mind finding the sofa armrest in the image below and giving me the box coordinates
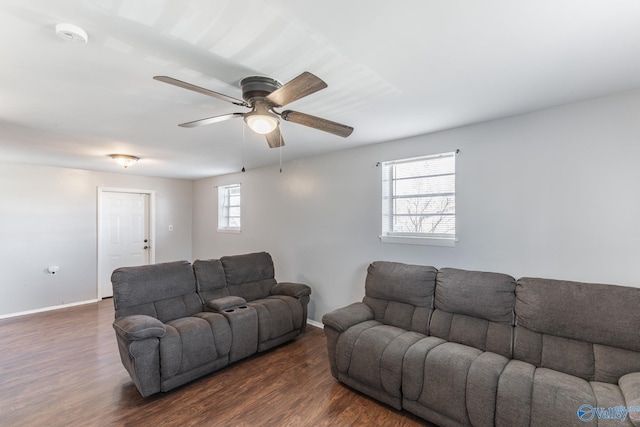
[271,282,311,298]
[620,372,640,427]
[113,315,166,341]
[205,296,247,311]
[322,302,374,332]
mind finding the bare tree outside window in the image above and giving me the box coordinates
[401,196,454,234]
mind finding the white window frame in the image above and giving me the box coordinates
[217,184,241,233]
[380,152,456,246]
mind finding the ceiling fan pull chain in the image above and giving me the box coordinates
[279,132,283,173]
[241,121,246,173]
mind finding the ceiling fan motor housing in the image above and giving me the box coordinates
[240,76,282,104]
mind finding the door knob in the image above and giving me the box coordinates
[144,239,148,243]
[143,246,149,250]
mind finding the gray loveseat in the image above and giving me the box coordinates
[322,261,640,427]
[112,252,311,397]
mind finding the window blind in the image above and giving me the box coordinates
[382,152,456,239]
[218,184,241,231]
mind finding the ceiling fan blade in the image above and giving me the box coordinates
[154,76,248,107]
[281,110,354,138]
[266,72,327,107]
[265,127,285,148]
[179,112,244,128]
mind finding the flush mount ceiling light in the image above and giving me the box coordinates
[111,154,139,168]
[55,23,88,44]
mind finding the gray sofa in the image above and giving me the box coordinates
[111,252,311,397]
[322,261,640,427]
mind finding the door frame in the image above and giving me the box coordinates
[97,187,156,299]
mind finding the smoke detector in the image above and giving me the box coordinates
[55,23,88,44]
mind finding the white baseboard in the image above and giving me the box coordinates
[0,299,100,320]
[307,318,323,329]
[1,302,327,329]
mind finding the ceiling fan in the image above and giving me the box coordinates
[153,72,354,148]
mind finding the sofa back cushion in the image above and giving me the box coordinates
[112,261,202,323]
[362,261,437,335]
[193,259,229,301]
[220,252,276,301]
[430,268,516,358]
[515,277,640,383]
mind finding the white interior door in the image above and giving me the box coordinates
[98,190,152,298]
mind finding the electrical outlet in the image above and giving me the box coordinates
[168,224,174,231]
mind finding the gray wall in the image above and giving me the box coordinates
[4,90,639,320]
[0,163,192,316]
[192,90,640,322]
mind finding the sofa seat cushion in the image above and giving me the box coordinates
[531,368,598,427]
[336,322,425,399]
[160,312,231,380]
[620,373,640,427]
[589,382,636,426]
[403,339,509,426]
[248,295,304,345]
[532,369,637,427]
[497,362,635,427]
[495,359,536,427]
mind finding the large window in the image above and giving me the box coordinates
[218,184,241,232]
[381,152,456,245]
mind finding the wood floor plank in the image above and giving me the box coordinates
[0,300,432,426]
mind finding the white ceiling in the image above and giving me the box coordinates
[2,0,640,179]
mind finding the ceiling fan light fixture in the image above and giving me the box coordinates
[244,111,279,135]
[111,154,139,168]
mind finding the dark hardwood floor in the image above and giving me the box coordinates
[0,300,431,426]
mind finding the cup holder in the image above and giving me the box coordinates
[223,305,249,314]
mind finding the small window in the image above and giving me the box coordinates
[381,152,456,246]
[218,184,241,232]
